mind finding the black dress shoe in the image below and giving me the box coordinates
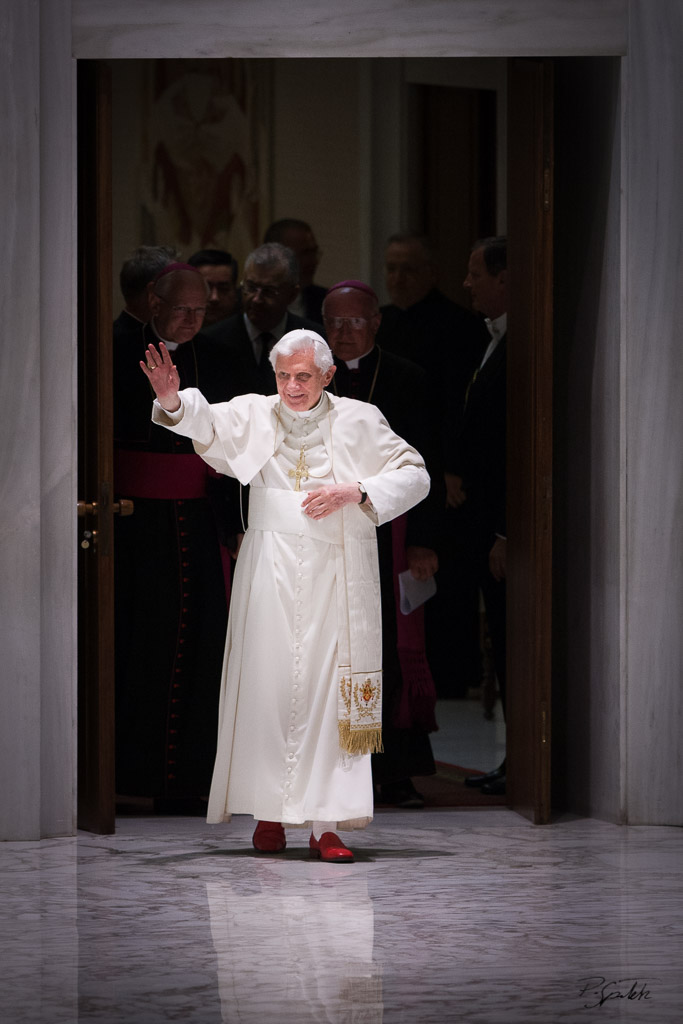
[464,762,506,788]
[481,776,506,796]
[378,779,425,809]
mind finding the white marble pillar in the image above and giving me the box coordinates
[623,0,683,824]
[0,0,77,840]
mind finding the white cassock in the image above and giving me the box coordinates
[153,387,430,830]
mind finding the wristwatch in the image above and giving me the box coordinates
[357,482,368,505]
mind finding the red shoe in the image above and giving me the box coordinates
[252,820,286,852]
[309,831,354,863]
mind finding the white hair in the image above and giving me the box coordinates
[269,329,334,373]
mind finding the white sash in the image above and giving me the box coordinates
[247,487,383,755]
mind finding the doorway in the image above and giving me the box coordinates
[78,54,557,831]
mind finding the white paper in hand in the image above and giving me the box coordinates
[398,569,437,615]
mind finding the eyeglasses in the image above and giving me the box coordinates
[323,316,370,330]
[155,295,207,318]
[241,279,289,301]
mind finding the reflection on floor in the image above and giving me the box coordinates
[3,808,682,1022]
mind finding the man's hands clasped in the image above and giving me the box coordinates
[302,483,365,521]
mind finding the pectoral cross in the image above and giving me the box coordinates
[288,444,310,492]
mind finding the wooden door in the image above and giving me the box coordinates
[77,61,116,834]
[506,58,554,824]
[419,84,497,307]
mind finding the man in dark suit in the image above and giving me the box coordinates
[448,236,508,796]
[187,248,241,326]
[201,242,324,398]
[323,279,444,808]
[375,232,487,412]
[376,233,489,699]
[263,219,327,325]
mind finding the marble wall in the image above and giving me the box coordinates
[624,0,683,825]
[0,0,42,841]
[2,0,681,839]
[0,0,76,840]
[552,57,625,822]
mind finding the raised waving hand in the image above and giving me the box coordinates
[140,342,181,412]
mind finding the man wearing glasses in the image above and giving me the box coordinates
[200,242,324,399]
[113,263,236,815]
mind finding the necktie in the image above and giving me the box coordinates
[258,332,274,371]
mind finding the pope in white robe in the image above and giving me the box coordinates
[142,329,430,861]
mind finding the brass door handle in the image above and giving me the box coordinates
[113,499,134,517]
[77,499,135,517]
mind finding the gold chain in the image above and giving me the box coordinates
[332,346,382,404]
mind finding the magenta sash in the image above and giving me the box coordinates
[115,449,232,605]
[391,513,438,732]
[114,450,212,499]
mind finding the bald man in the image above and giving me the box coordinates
[324,280,445,808]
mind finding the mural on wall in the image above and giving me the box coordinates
[139,58,268,266]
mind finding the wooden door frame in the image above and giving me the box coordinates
[506,58,554,823]
[76,54,555,830]
[77,60,116,834]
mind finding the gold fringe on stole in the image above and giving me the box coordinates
[338,721,384,756]
[338,671,383,755]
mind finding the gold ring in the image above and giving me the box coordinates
[147,363,155,370]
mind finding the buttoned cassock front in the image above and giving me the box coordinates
[153,388,430,830]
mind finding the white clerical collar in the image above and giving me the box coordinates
[295,391,326,418]
[151,318,179,351]
[343,345,375,370]
[244,313,289,343]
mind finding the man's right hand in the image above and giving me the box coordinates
[140,342,181,412]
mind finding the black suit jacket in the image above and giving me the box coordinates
[113,309,145,343]
[376,289,488,407]
[200,311,325,399]
[447,335,506,543]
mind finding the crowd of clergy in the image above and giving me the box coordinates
[112,221,508,860]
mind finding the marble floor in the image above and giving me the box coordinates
[2,702,681,1023]
[430,696,506,773]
